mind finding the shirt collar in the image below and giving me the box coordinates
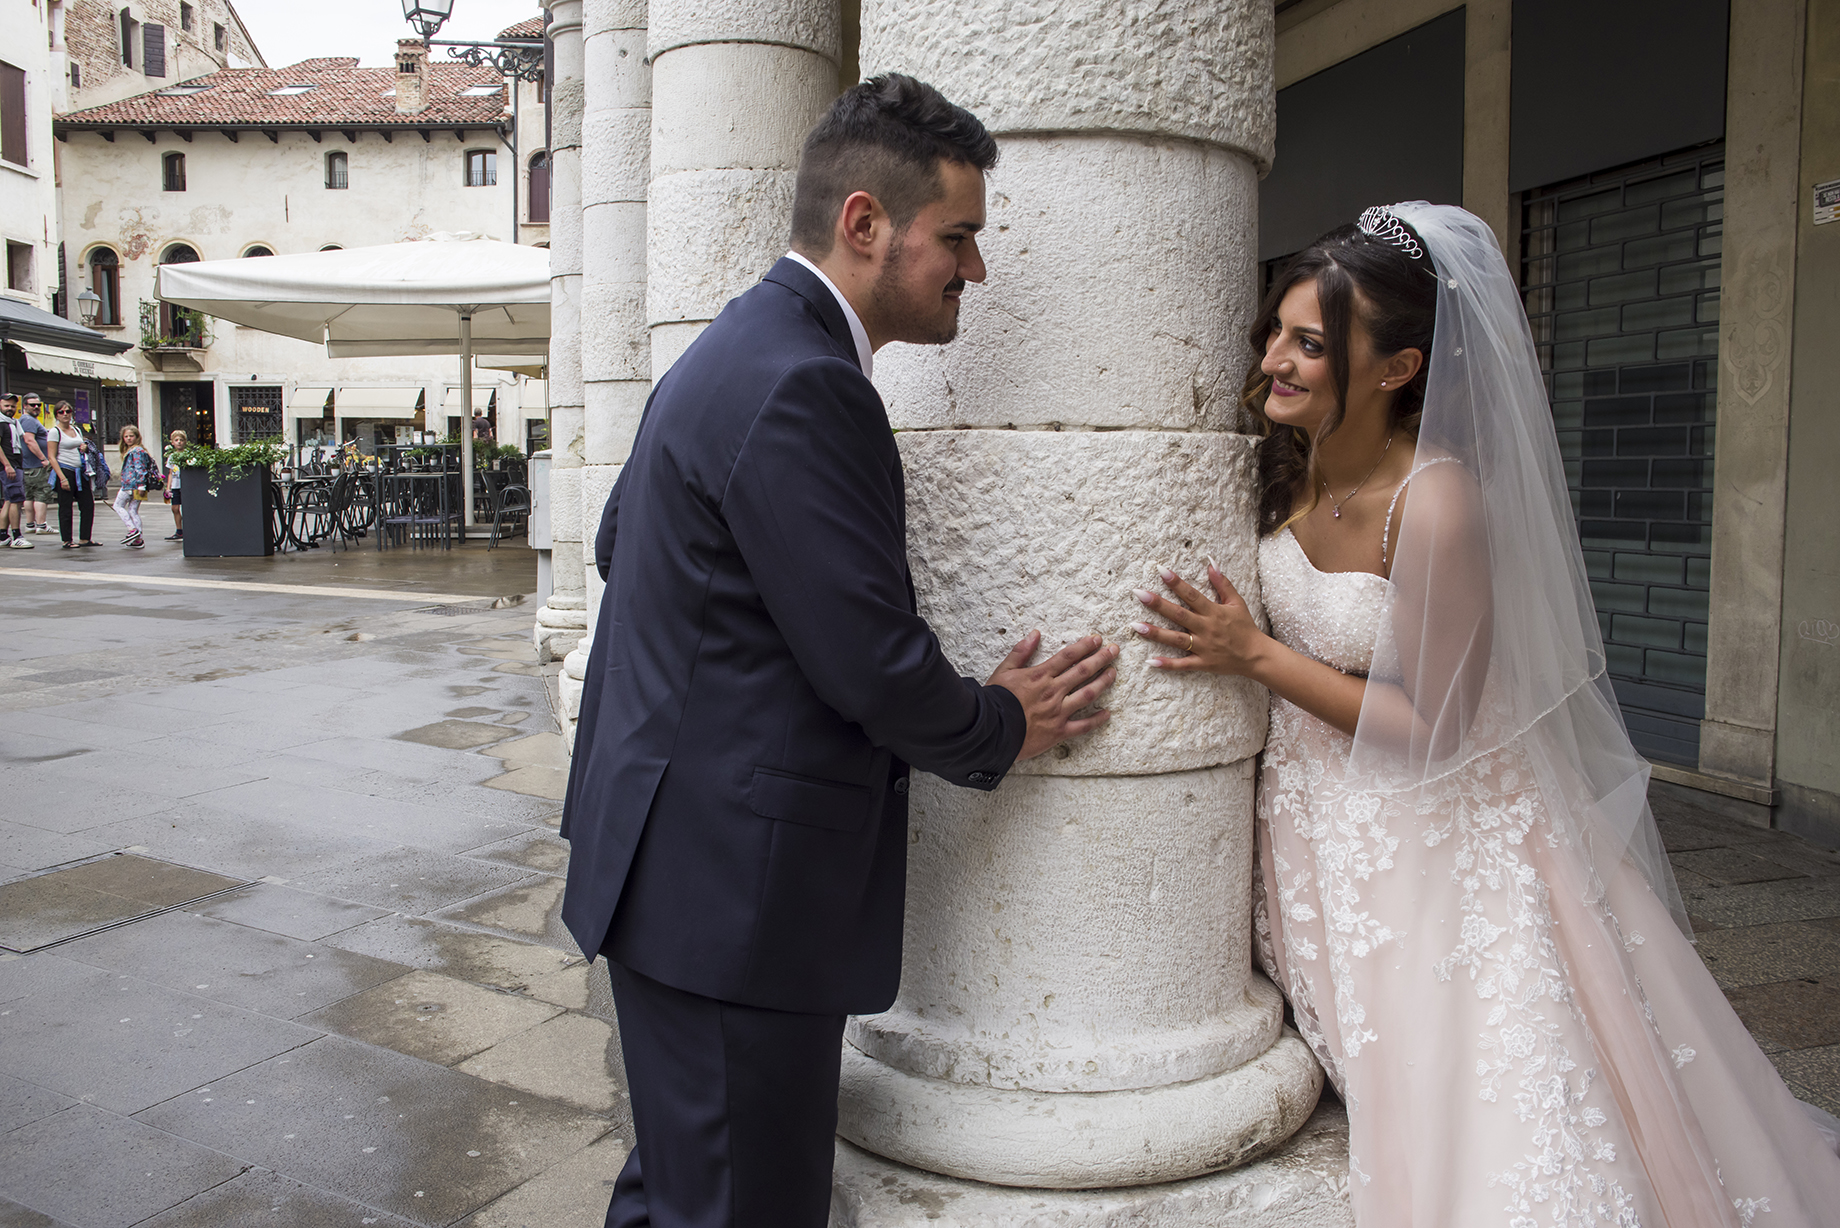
[785,250,873,380]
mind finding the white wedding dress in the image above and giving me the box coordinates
[1252,518,1840,1227]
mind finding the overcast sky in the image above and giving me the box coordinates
[234,0,545,68]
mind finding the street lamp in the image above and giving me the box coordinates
[400,0,455,40]
[76,287,101,327]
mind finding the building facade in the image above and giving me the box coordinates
[61,0,264,111]
[2,0,68,320]
[51,37,548,456]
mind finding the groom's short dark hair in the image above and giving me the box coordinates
[790,74,998,255]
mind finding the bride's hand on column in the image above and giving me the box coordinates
[1131,564,1266,676]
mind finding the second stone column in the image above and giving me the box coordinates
[834,0,1332,1212]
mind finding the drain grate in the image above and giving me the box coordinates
[416,595,527,617]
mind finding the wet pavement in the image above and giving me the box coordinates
[0,501,1835,1225]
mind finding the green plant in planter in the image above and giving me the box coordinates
[170,438,285,496]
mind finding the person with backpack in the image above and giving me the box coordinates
[111,425,155,549]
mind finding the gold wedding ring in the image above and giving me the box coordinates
[1186,633,1195,654]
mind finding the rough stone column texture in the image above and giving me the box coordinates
[560,0,653,736]
[535,0,590,676]
[644,0,840,378]
[834,1,1342,1217]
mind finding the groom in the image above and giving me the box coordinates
[561,75,1120,1227]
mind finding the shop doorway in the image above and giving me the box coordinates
[1520,143,1724,765]
[159,381,216,447]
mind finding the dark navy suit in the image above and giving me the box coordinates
[561,257,1026,1226]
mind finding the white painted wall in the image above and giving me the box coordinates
[59,124,520,454]
[1,0,66,316]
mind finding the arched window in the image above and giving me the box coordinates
[325,150,348,190]
[527,151,550,223]
[242,245,274,257]
[318,244,343,252]
[156,245,201,344]
[162,151,185,191]
[88,247,120,326]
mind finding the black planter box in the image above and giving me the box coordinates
[180,466,275,558]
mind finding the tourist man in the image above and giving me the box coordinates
[561,75,1119,1227]
[12,395,53,536]
[0,396,32,547]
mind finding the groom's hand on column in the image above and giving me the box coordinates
[987,632,1119,762]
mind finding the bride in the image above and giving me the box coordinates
[1132,202,1840,1225]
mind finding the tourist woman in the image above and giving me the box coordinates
[1135,203,1840,1224]
[163,429,186,541]
[45,403,97,548]
[111,425,155,549]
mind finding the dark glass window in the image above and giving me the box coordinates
[179,3,193,32]
[213,22,225,52]
[242,245,274,257]
[162,151,186,191]
[1522,143,1723,765]
[89,247,121,325]
[326,150,348,189]
[232,385,285,442]
[527,151,549,222]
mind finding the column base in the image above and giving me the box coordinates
[534,603,588,663]
[838,1030,1322,1190]
[829,1099,1352,1227]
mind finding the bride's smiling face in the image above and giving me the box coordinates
[1259,278,1404,435]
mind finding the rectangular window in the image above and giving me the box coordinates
[144,24,166,78]
[1521,143,1723,766]
[162,151,186,191]
[325,151,348,189]
[6,242,32,292]
[232,385,285,442]
[0,61,25,167]
[213,22,225,52]
[101,387,138,444]
[465,149,497,187]
[121,10,136,68]
[179,3,193,32]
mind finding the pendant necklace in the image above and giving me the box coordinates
[1321,432,1394,519]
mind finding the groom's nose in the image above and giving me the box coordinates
[960,237,986,284]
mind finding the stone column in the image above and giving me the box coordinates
[832,2,1338,1219]
[645,0,839,377]
[559,0,653,739]
[534,0,590,677]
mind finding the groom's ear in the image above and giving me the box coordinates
[838,189,890,263]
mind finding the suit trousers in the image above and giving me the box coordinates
[604,961,847,1228]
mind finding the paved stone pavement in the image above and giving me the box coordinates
[0,506,1834,1225]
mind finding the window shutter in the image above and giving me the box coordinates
[0,62,26,167]
[144,24,166,78]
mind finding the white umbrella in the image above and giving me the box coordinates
[157,232,549,531]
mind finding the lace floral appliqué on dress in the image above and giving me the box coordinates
[1251,525,1840,1227]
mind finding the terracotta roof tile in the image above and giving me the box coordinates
[497,17,544,39]
[56,58,509,128]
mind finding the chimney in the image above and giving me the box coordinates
[395,39,428,114]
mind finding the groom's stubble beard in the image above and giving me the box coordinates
[870,229,966,346]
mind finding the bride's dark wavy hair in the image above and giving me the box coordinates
[1243,218,1439,536]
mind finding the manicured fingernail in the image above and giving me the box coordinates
[1147,658,1167,669]
[1159,567,1177,584]
[1131,622,1152,635]
[1206,554,1220,572]
[1133,589,1154,605]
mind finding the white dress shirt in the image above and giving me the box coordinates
[784,250,873,380]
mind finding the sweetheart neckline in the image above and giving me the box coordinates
[1275,526,1392,587]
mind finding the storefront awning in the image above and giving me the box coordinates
[335,386,423,419]
[10,340,139,385]
[441,385,499,413]
[288,386,332,417]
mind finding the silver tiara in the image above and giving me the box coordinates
[1357,207,1424,260]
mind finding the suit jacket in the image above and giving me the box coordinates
[560,257,1026,1016]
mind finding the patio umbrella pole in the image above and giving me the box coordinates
[460,311,474,536]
